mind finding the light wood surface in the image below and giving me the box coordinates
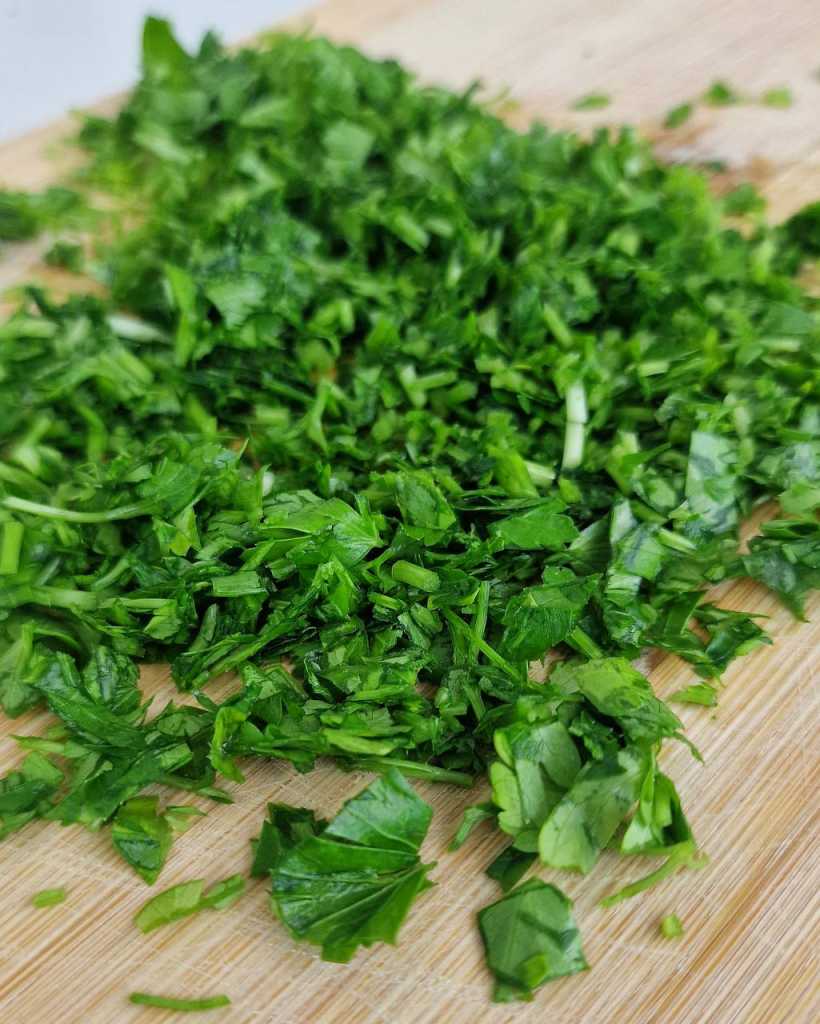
[1,3,819,1022]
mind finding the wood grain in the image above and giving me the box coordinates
[1,2,818,1022]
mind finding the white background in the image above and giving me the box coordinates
[0,1,312,142]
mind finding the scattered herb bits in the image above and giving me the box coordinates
[0,13,818,1010]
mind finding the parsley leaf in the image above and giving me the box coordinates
[112,796,204,884]
[538,747,646,873]
[134,874,245,932]
[270,769,434,962]
[32,887,67,908]
[572,93,611,110]
[478,880,587,1001]
[250,803,324,878]
[660,913,684,938]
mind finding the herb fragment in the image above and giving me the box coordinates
[664,102,693,128]
[703,80,741,106]
[32,887,67,908]
[0,187,85,243]
[485,846,536,892]
[572,93,611,110]
[660,913,684,938]
[129,992,231,1011]
[478,880,587,1002]
[449,802,495,851]
[113,796,204,884]
[250,803,323,877]
[44,241,84,273]
[760,87,793,108]
[135,874,245,932]
[670,683,718,707]
[270,769,434,962]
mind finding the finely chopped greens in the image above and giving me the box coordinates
[0,15,818,1007]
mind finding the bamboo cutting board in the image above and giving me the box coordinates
[1,2,819,1022]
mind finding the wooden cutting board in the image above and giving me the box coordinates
[0,2,818,1022]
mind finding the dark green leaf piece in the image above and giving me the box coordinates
[478,879,588,1002]
[270,769,434,962]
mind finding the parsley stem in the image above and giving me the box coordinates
[443,608,521,681]
[567,626,603,658]
[524,459,556,486]
[25,585,100,611]
[600,842,701,907]
[129,993,231,1011]
[1,495,147,523]
[565,381,588,424]
[352,756,473,787]
[561,382,588,471]
[469,580,491,662]
[391,560,441,592]
[0,519,24,575]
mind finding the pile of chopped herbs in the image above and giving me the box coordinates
[0,17,818,1007]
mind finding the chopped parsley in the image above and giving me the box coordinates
[703,79,742,106]
[660,913,684,938]
[760,87,793,108]
[270,770,434,962]
[479,880,588,1001]
[32,887,67,908]
[129,992,231,1011]
[0,14,818,1008]
[134,875,245,933]
[571,92,612,110]
[664,102,694,128]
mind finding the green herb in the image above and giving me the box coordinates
[572,92,611,110]
[112,796,204,884]
[601,843,705,907]
[449,802,496,851]
[760,87,793,108]
[0,752,63,838]
[134,874,245,932]
[485,845,536,892]
[703,80,741,106]
[660,913,684,938]
[736,519,820,619]
[670,683,718,706]
[539,747,646,872]
[664,102,694,128]
[44,240,84,273]
[129,992,231,1011]
[250,802,323,877]
[722,183,766,216]
[270,769,434,962]
[0,15,818,1006]
[478,880,587,1001]
[489,718,582,851]
[32,887,67,907]
[0,187,85,243]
